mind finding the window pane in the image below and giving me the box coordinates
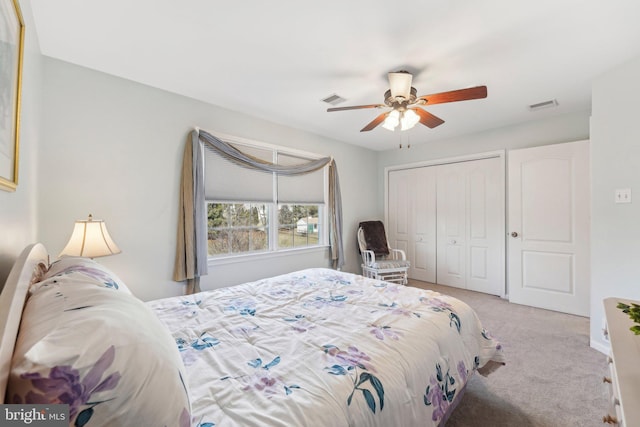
[278,204,321,249]
[277,152,325,203]
[204,144,273,202]
[208,202,269,256]
[208,229,229,255]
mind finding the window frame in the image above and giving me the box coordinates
[204,132,329,263]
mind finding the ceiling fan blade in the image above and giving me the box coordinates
[418,86,487,105]
[360,112,389,132]
[327,104,385,112]
[414,108,445,128]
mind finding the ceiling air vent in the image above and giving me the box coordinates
[321,94,346,105]
[528,99,558,111]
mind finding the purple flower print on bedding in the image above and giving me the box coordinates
[424,363,458,423]
[370,325,403,341]
[283,314,316,333]
[457,360,468,383]
[420,296,453,311]
[13,345,121,426]
[377,302,421,318]
[220,356,300,398]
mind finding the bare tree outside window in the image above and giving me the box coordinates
[207,202,321,256]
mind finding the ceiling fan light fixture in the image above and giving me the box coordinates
[400,109,420,130]
[388,71,413,100]
[382,109,400,131]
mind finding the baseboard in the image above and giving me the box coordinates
[590,339,610,355]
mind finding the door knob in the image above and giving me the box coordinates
[511,232,519,238]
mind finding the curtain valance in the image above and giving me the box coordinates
[174,129,345,294]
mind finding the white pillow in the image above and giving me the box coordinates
[8,270,191,427]
[43,257,131,294]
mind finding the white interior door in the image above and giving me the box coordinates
[507,140,590,316]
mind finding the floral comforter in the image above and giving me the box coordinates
[147,268,505,427]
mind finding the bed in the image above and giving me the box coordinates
[0,244,505,426]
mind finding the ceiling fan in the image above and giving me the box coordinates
[327,71,487,132]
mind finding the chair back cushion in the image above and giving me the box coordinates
[358,221,390,256]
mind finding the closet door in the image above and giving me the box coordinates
[387,169,410,256]
[436,158,504,295]
[436,163,467,288]
[388,168,436,283]
[410,167,437,282]
[465,157,503,295]
[388,156,504,294]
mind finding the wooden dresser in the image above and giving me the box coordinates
[603,298,640,426]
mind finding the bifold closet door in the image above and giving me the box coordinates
[436,158,504,295]
[435,163,466,288]
[388,168,436,283]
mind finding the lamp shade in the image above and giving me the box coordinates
[59,214,121,258]
[388,71,413,100]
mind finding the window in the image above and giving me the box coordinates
[204,137,326,258]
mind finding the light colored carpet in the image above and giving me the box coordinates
[408,280,609,427]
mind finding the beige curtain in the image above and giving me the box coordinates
[173,133,206,294]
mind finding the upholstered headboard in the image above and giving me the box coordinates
[0,243,49,402]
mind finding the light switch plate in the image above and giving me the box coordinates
[615,188,632,203]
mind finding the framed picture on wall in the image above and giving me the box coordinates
[0,0,24,192]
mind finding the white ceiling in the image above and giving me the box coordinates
[30,0,640,151]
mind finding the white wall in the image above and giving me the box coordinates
[590,55,640,352]
[0,0,42,287]
[38,58,379,301]
[376,110,590,211]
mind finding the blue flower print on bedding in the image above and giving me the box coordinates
[176,333,220,352]
[55,266,120,289]
[223,298,257,316]
[195,418,215,427]
[304,293,348,309]
[178,298,202,318]
[420,297,462,333]
[321,273,352,286]
[12,346,121,426]
[323,345,385,414]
